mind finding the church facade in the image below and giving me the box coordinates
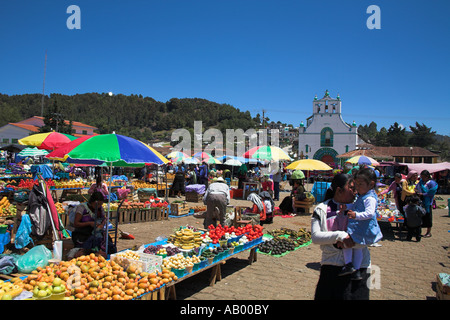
[297,90,358,167]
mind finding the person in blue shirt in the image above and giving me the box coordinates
[339,168,383,280]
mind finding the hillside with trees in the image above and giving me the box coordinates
[0,93,259,143]
[358,121,450,161]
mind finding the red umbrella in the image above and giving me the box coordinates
[46,135,93,161]
[18,131,77,150]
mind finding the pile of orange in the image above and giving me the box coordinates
[20,253,177,300]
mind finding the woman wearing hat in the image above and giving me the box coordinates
[279,170,306,215]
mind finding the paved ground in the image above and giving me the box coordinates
[115,191,450,300]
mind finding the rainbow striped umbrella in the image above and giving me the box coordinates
[243,145,292,162]
[166,151,190,159]
[54,133,168,256]
[345,155,380,166]
[46,134,168,166]
[193,152,222,164]
[19,131,77,150]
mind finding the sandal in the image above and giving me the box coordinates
[422,233,432,238]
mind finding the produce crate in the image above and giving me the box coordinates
[171,202,190,216]
[232,189,243,199]
[185,191,204,203]
[110,250,162,274]
[436,273,450,300]
[293,198,315,214]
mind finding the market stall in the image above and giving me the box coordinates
[0,223,265,300]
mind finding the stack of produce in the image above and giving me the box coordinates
[168,228,203,249]
[162,253,201,270]
[18,253,177,300]
[203,224,263,244]
[0,279,23,300]
[0,197,16,217]
[143,244,181,256]
[259,227,312,256]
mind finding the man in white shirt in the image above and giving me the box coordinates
[202,177,230,228]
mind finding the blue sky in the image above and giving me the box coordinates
[1,0,449,136]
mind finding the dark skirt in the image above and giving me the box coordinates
[314,265,370,300]
[279,196,293,213]
[172,174,185,193]
[422,206,433,228]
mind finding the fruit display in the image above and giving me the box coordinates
[132,181,166,190]
[258,237,298,256]
[19,253,176,300]
[162,253,200,270]
[144,244,182,256]
[55,202,65,214]
[259,227,312,256]
[0,279,23,300]
[203,224,264,244]
[168,228,203,250]
[191,205,206,212]
[0,197,17,217]
[266,227,311,245]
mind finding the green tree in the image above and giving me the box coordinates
[39,100,73,134]
[408,122,436,148]
[374,127,389,146]
[387,122,408,146]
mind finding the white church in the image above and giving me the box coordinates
[297,90,358,167]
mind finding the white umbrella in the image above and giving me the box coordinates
[183,157,201,165]
[18,147,49,157]
[224,158,242,166]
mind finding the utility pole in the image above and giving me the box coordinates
[41,50,47,117]
[262,109,266,129]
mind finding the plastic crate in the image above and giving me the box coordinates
[110,250,162,274]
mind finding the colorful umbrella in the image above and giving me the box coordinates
[18,147,49,157]
[46,135,93,161]
[59,133,168,256]
[19,131,77,150]
[166,151,190,159]
[345,155,380,166]
[204,157,222,164]
[193,152,214,161]
[47,134,168,166]
[243,145,292,162]
[286,159,333,171]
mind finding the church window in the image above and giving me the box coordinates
[320,127,333,147]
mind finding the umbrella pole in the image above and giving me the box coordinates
[105,164,113,257]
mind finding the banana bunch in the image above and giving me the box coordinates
[0,280,23,300]
[169,228,203,250]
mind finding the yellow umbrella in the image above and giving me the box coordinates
[286,159,332,171]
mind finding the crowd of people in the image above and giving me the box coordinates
[66,159,440,300]
[311,166,439,300]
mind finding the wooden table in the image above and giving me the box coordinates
[139,241,260,300]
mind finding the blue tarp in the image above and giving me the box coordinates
[311,181,331,203]
[30,164,54,180]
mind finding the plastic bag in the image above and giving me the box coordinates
[16,245,52,273]
[14,214,34,249]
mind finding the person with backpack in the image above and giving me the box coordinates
[403,195,426,242]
